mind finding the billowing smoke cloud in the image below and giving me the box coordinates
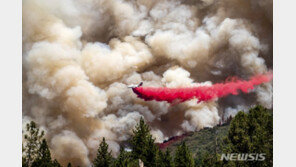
[132,72,272,103]
[22,0,273,166]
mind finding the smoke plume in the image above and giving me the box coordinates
[22,0,273,166]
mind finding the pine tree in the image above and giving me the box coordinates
[31,139,53,167]
[157,149,174,167]
[23,144,28,167]
[114,146,131,167]
[198,152,224,167]
[156,149,164,167]
[23,121,45,167]
[93,137,113,167]
[52,159,62,167]
[23,121,62,167]
[131,117,158,167]
[174,142,195,167]
[224,105,273,167]
[227,112,250,153]
[164,149,174,167]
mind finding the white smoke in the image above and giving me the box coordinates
[22,0,273,166]
[224,105,249,120]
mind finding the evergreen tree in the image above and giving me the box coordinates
[158,149,174,167]
[131,117,158,166]
[23,144,28,167]
[127,159,142,167]
[156,149,164,167]
[114,146,131,167]
[197,152,225,167]
[93,137,113,167]
[223,105,273,167]
[23,121,62,167]
[23,121,45,167]
[174,142,195,167]
[52,159,62,167]
[227,112,250,153]
[31,139,53,167]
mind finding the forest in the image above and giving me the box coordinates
[22,105,272,167]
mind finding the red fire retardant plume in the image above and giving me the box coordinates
[132,72,273,103]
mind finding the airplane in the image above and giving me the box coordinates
[128,82,145,99]
[127,82,143,88]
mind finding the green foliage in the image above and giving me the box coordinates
[131,117,158,166]
[174,142,195,167]
[223,105,273,167]
[31,139,54,167]
[22,106,272,167]
[198,152,218,167]
[52,159,62,167]
[163,149,174,167]
[165,125,229,161]
[114,147,132,167]
[227,111,250,152]
[93,137,113,167]
[167,105,272,167]
[23,121,45,166]
[22,121,62,167]
[156,149,174,167]
[126,159,141,167]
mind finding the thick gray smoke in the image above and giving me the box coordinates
[22,0,273,166]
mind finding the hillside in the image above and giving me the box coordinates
[161,124,230,158]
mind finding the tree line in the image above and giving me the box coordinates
[22,105,272,167]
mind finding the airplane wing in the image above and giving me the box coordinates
[128,82,143,88]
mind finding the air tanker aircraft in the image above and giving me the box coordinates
[127,72,273,104]
[127,82,143,88]
[128,82,146,100]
